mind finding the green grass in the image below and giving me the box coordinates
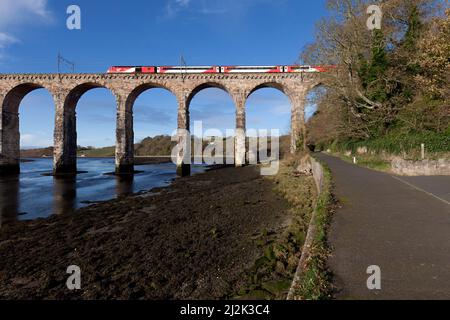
[340,154,391,172]
[292,156,333,300]
[78,146,115,157]
[322,130,450,160]
[228,157,317,300]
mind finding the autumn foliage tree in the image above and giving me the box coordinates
[304,0,449,152]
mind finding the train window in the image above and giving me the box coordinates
[232,66,276,70]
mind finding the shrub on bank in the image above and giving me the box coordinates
[319,130,450,157]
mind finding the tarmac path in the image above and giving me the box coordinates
[315,153,450,300]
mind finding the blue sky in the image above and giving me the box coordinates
[0,0,327,148]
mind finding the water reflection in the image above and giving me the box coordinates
[115,174,134,196]
[0,158,206,229]
[0,175,19,228]
[53,176,77,215]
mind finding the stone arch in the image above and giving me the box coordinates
[246,81,293,103]
[246,81,316,153]
[185,82,235,133]
[303,81,327,115]
[125,83,179,167]
[172,82,236,173]
[53,82,117,175]
[2,83,55,113]
[245,81,295,163]
[125,83,177,112]
[0,83,55,174]
[302,81,329,151]
[186,82,232,107]
[304,80,327,97]
[64,82,117,111]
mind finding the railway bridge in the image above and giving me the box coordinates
[0,72,325,175]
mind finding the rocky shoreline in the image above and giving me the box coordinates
[0,160,316,299]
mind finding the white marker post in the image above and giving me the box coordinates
[353,156,357,164]
[421,143,425,160]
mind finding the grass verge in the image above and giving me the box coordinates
[290,155,334,300]
[227,156,317,300]
[338,153,391,172]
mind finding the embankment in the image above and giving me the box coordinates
[0,158,317,300]
[287,154,333,300]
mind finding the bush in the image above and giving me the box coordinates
[329,130,450,155]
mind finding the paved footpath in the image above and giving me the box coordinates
[315,153,450,300]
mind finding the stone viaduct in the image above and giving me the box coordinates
[0,72,324,176]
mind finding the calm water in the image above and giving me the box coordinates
[0,158,205,227]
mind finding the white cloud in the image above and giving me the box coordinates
[175,0,191,6]
[270,103,291,116]
[0,0,51,59]
[164,0,228,18]
[0,0,51,27]
[0,32,19,49]
[21,133,52,148]
[165,0,190,18]
[163,0,282,19]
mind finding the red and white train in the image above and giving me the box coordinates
[106,65,335,74]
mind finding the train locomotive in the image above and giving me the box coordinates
[106,65,335,74]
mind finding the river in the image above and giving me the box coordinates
[0,158,205,227]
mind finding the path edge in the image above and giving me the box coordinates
[287,153,333,300]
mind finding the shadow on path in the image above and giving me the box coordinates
[316,153,450,300]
